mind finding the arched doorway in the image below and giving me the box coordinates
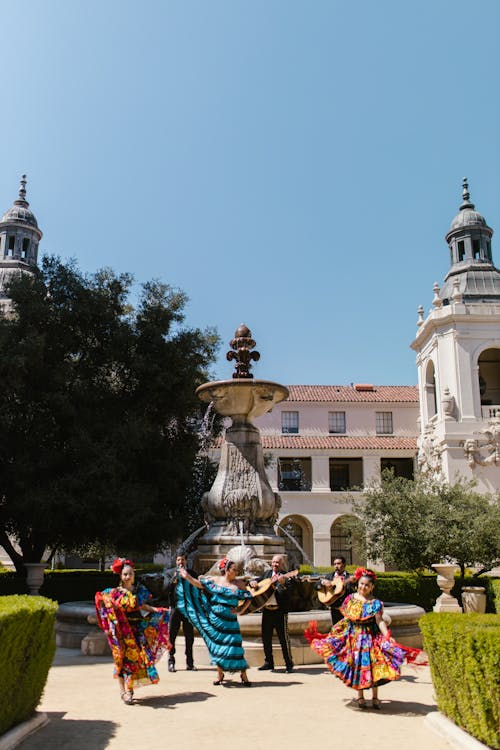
[478,348,500,414]
[278,515,312,570]
[330,515,365,566]
[425,359,437,421]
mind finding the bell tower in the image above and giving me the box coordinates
[0,175,42,313]
[411,179,500,492]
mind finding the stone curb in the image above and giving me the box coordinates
[425,711,491,750]
[0,713,48,750]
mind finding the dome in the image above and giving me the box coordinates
[449,207,487,231]
[1,202,39,228]
[0,175,39,230]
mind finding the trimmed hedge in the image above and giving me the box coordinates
[299,567,500,612]
[1,566,499,611]
[420,612,500,750]
[0,595,58,735]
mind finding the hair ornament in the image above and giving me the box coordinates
[354,567,376,581]
[218,557,229,572]
[111,557,135,574]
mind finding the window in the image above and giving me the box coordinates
[381,458,414,480]
[458,240,465,261]
[278,458,311,491]
[21,238,30,259]
[281,411,299,434]
[329,459,363,491]
[329,411,346,434]
[7,236,15,256]
[472,239,480,259]
[376,411,393,434]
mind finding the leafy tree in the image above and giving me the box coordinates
[0,256,219,573]
[355,471,500,576]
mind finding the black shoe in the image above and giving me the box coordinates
[168,662,176,673]
[285,665,294,673]
[258,662,274,671]
[186,665,197,671]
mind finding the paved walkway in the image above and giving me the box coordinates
[18,648,452,750]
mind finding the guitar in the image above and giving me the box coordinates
[317,576,346,607]
[237,570,300,614]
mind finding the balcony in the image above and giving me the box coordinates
[481,405,500,419]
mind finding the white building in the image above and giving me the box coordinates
[254,385,419,567]
[411,179,500,494]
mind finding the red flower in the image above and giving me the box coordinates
[218,557,228,572]
[354,567,376,581]
[111,557,135,574]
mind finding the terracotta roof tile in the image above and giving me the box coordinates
[284,385,418,403]
[260,435,417,450]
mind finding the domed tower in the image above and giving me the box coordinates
[411,179,500,493]
[0,175,42,313]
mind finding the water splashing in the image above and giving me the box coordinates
[275,524,316,571]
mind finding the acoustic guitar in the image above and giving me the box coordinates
[317,576,346,607]
[237,570,299,614]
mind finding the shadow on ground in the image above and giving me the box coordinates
[135,691,215,709]
[18,714,117,750]
[344,699,437,717]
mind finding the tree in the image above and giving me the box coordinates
[355,471,500,576]
[0,256,219,573]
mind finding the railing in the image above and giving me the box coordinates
[481,405,500,419]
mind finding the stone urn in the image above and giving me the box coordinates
[25,562,46,595]
[431,563,462,612]
[461,586,487,614]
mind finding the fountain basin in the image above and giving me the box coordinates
[196,379,289,422]
[55,601,425,664]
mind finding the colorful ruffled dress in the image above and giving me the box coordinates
[176,576,252,672]
[95,582,170,690]
[306,594,405,690]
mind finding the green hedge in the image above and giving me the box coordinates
[0,596,58,735]
[299,567,500,612]
[420,613,500,749]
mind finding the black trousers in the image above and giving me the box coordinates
[330,607,343,627]
[261,608,293,667]
[168,607,195,667]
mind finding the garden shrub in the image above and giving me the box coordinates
[420,612,500,750]
[0,595,58,735]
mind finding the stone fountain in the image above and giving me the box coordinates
[194,324,289,570]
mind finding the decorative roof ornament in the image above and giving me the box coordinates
[17,174,28,205]
[226,324,261,379]
[460,176,474,211]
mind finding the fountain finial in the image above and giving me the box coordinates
[226,324,260,379]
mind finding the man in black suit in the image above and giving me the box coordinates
[252,554,295,673]
[321,555,356,626]
[163,553,197,672]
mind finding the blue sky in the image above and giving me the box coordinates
[0,1,498,385]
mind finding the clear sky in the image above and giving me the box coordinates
[0,1,498,385]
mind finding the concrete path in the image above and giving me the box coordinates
[18,648,452,750]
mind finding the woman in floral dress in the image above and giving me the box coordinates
[95,557,170,705]
[177,558,253,686]
[306,568,407,709]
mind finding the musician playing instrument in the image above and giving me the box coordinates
[321,556,357,626]
[251,554,295,673]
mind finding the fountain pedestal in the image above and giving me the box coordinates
[195,327,290,568]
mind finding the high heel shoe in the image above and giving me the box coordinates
[121,691,134,705]
[372,699,382,710]
[356,697,367,710]
[213,673,225,685]
[241,678,252,687]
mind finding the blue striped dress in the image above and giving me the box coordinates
[176,576,252,671]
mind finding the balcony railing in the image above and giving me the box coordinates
[481,405,500,419]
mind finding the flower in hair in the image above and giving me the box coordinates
[354,567,376,581]
[111,557,135,574]
[218,557,228,572]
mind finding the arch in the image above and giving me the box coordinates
[330,514,365,566]
[477,347,500,410]
[278,514,313,569]
[424,359,437,421]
